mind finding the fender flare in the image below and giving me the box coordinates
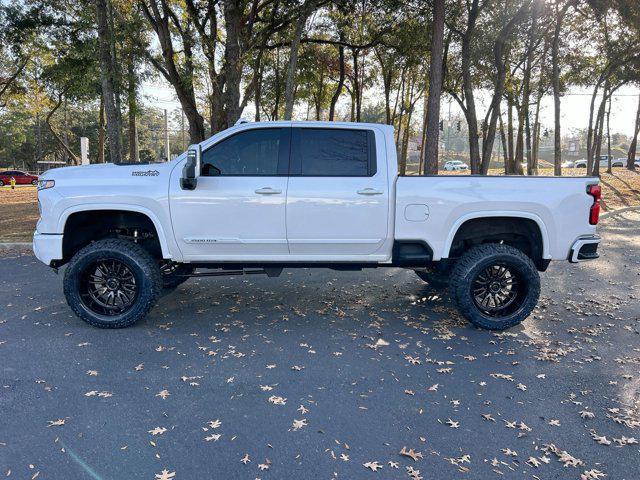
[442,211,551,260]
[57,204,174,259]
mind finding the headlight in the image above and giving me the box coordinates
[37,179,55,190]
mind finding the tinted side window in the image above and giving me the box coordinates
[201,128,284,176]
[297,129,373,176]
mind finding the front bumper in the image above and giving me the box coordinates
[33,232,63,266]
[568,235,601,263]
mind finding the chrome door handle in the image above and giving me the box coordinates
[357,188,383,195]
[255,187,282,195]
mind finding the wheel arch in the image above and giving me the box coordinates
[58,205,173,261]
[443,212,550,263]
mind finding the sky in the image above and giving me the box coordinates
[140,80,640,138]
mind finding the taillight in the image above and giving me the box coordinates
[587,184,601,225]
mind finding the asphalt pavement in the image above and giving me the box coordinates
[1,212,639,480]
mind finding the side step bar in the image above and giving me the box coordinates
[176,267,284,278]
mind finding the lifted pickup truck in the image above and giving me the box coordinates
[33,121,601,330]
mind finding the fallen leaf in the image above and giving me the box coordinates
[292,419,307,431]
[363,461,383,472]
[400,446,423,462]
[154,470,175,480]
[156,390,170,400]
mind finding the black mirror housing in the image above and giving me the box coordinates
[181,145,201,190]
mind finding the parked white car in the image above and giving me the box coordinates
[34,121,601,331]
[561,161,576,168]
[574,156,624,168]
[443,160,469,171]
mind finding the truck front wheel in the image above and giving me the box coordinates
[449,244,540,330]
[63,239,162,328]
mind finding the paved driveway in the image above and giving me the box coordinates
[1,212,639,479]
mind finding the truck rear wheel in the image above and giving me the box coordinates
[63,239,162,328]
[449,244,540,330]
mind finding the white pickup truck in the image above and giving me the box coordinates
[33,121,602,330]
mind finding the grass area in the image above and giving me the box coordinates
[1,168,639,242]
[0,186,39,243]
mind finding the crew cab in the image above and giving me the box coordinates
[33,121,602,330]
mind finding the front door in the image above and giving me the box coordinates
[286,127,389,257]
[169,127,291,261]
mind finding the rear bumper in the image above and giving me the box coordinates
[568,235,601,263]
[32,232,63,266]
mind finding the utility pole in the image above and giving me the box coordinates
[164,109,170,161]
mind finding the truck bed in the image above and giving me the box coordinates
[394,175,599,261]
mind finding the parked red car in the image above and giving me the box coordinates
[0,170,39,186]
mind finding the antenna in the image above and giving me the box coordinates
[235,118,250,126]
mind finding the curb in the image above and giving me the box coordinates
[601,205,640,219]
[0,242,31,250]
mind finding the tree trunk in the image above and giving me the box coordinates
[419,82,429,175]
[499,112,509,174]
[254,54,263,122]
[523,9,537,176]
[375,48,393,125]
[552,1,569,176]
[606,95,612,174]
[515,98,525,174]
[96,0,123,163]
[127,60,139,162]
[507,95,515,174]
[352,49,362,122]
[593,84,608,177]
[329,36,346,121]
[222,0,243,127]
[98,95,106,164]
[395,75,406,146]
[62,96,69,164]
[628,94,640,170]
[422,0,445,176]
[460,0,482,173]
[284,3,313,120]
[586,82,600,173]
[275,49,282,120]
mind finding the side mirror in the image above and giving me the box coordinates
[181,144,201,190]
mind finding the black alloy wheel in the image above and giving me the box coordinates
[80,259,139,316]
[471,263,523,317]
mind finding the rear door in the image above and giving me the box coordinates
[285,126,389,256]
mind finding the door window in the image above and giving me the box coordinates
[201,128,289,176]
[291,128,376,176]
